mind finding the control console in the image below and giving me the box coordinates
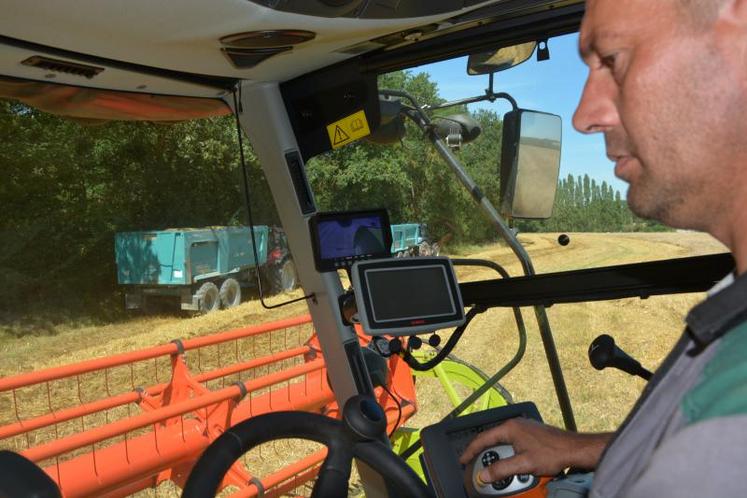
[420,402,546,498]
[466,444,538,497]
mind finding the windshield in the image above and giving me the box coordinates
[307,33,725,431]
[0,31,727,497]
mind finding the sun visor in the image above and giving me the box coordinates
[0,76,230,123]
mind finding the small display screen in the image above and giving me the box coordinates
[318,216,388,260]
[366,266,456,322]
[310,210,392,272]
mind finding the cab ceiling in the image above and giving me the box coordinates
[0,0,582,98]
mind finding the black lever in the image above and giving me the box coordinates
[588,334,653,381]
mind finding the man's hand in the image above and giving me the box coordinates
[459,418,612,483]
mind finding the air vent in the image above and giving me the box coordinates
[221,46,292,69]
[220,30,315,49]
[21,56,104,79]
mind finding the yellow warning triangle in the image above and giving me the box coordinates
[333,126,350,146]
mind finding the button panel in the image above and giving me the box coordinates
[471,444,537,496]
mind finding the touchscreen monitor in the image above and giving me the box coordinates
[351,257,465,336]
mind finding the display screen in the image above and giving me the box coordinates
[310,210,392,271]
[366,266,456,322]
[352,257,465,336]
[317,216,388,260]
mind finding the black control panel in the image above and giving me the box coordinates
[420,402,542,498]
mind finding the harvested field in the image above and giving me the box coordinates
[0,231,728,495]
[432,231,726,432]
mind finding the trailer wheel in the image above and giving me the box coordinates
[195,282,220,313]
[417,241,440,256]
[219,278,242,309]
[271,258,297,294]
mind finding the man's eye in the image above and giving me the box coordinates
[601,54,617,71]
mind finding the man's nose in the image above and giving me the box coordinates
[573,71,619,134]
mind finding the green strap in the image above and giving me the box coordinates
[682,322,747,424]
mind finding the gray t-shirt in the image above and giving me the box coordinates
[590,271,747,498]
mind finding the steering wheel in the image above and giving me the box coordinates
[182,395,434,498]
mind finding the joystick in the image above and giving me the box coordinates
[464,445,537,497]
[420,403,547,498]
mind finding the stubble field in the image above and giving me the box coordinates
[1,232,727,427]
[0,231,727,495]
[409,231,726,433]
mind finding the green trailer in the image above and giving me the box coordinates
[390,223,440,257]
[115,226,296,313]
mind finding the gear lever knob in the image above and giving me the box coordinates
[588,334,653,381]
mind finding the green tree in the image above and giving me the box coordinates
[0,101,274,318]
[516,173,670,233]
[307,70,505,246]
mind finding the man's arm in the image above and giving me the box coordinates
[459,418,613,483]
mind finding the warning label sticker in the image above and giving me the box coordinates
[326,110,371,149]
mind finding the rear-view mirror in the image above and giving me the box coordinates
[467,42,537,75]
[500,109,562,219]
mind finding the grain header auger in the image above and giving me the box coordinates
[0,1,735,497]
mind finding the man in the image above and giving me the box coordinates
[460,0,747,496]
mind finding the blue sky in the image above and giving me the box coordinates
[414,33,628,194]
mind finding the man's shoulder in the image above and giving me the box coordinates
[682,320,747,424]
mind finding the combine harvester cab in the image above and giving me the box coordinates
[0,1,734,497]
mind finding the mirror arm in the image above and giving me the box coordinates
[421,90,518,112]
[380,89,526,273]
[380,89,429,126]
[490,91,518,110]
[379,87,577,432]
[422,94,487,112]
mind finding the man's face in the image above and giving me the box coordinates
[573,0,746,233]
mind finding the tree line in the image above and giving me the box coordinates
[0,70,663,321]
[517,174,668,233]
